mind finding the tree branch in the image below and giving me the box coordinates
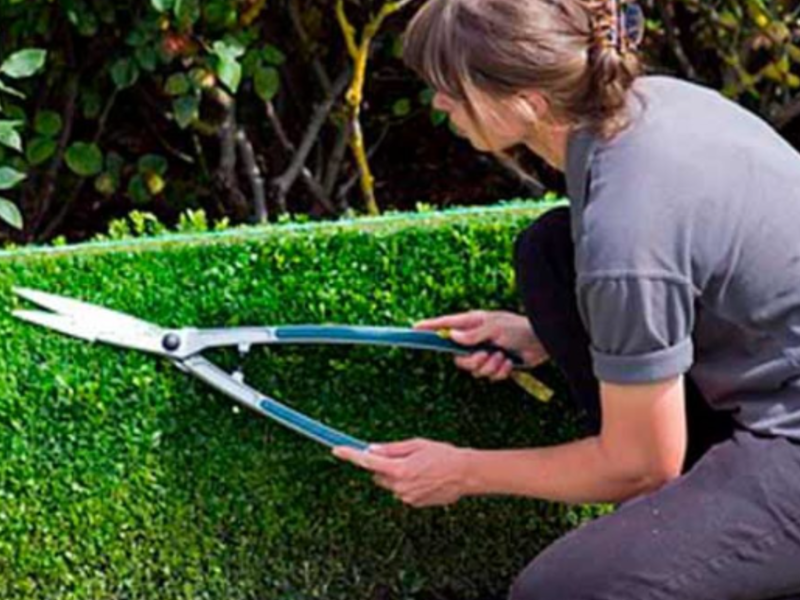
[236,127,268,223]
[29,73,80,240]
[270,70,349,214]
[210,88,249,220]
[37,90,119,242]
[772,94,800,130]
[288,0,333,95]
[654,0,698,80]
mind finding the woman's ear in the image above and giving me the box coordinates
[516,90,551,123]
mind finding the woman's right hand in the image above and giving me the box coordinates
[414,310,549,381]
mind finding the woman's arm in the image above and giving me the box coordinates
[334,375,688,506]
[462,375,688,504]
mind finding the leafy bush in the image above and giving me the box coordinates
[1,0,798,247]
[0,199,603,600]
[0,48,47,229]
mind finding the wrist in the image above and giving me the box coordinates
[457,447,483,496]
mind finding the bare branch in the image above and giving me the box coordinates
[236,127,268,223]
[209,88,249,220]
[323,122,350,198]
[264,100,337,215]
[265,101,293,151]
[270,70,349,214]
[654,0,698,80]
[288,0,332,95]
[38,90,119,241]
[29,73,80,239]
[772,95,800,130]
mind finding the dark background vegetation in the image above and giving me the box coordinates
[0,0,799,244]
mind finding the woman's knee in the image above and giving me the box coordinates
[507,528,630,600]
[508,554,581,600]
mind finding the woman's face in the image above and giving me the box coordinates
[432,90,534,153]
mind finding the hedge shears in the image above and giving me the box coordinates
[12,288,552,451]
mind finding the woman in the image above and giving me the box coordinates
[334,0,800,598]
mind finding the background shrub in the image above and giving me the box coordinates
[0,0,798,244]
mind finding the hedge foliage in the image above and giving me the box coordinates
[0,200,604,600]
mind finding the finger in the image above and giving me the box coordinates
[373,474,395,491]
[489,359,514,381]
[332,445,364,465]
[369,438,426,458]
[413,312,484,332]
[401,492,426,508]
[332,446,400,476]
[454,350,490,373]
[448,326,492,346]
[476,352,507,378]
[468,352,494,377]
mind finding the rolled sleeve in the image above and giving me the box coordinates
[590,336,694,383]
[577,274,696,384]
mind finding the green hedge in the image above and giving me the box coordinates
[0,199,602,600]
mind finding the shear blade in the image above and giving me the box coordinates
[12,310,98,342]
[13,287,159,332]
[12,288,169,355]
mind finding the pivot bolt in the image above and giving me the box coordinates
[162,333,181,352]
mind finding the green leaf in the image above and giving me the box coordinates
[204,1,238,30]
[174,0,200,29]
[165,73,191,96]
[418,88,435,106]
[26,137,57,166]
[215,56,242,93]
[3,104,25,122]
[392,98,411,117]
[127,174,151,204]
[151,0,174,12]
[173,95,199,129]
[106,151,125,177]
[34,111,63,137]
[0,79,25,99]
[138,154,168,176]
[212,38,246,60]
[431,109,448,126]
[94,172,118,196]
[241,50,261,78]
[111,58,140,90]
[0,166,26,190]
[81,89,103,119]
[0,196,22,229]
[254,66,280,102]
[135,46,158,72]
[390,35,404,60]
[262,45,286,66]
[0,121,23,152]
[0,49,47,79]
[65,142,104,177]
[68,7,99,37]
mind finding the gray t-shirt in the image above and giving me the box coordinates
[566,75,800,439]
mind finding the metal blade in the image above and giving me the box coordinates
[12,310,98,342]
[12,288,169,356]
[13,287,160,332]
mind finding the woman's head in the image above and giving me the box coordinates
[402,0,643,155]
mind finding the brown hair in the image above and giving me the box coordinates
[402,0,643,142]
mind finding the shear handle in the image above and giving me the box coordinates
[174,325,524,366]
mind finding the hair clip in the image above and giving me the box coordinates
[619,1,645,52]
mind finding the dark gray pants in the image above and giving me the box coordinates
[509,207,800,600]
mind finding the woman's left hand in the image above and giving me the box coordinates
[332,438,471,508]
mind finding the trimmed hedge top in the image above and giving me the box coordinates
[0,199,601,600]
